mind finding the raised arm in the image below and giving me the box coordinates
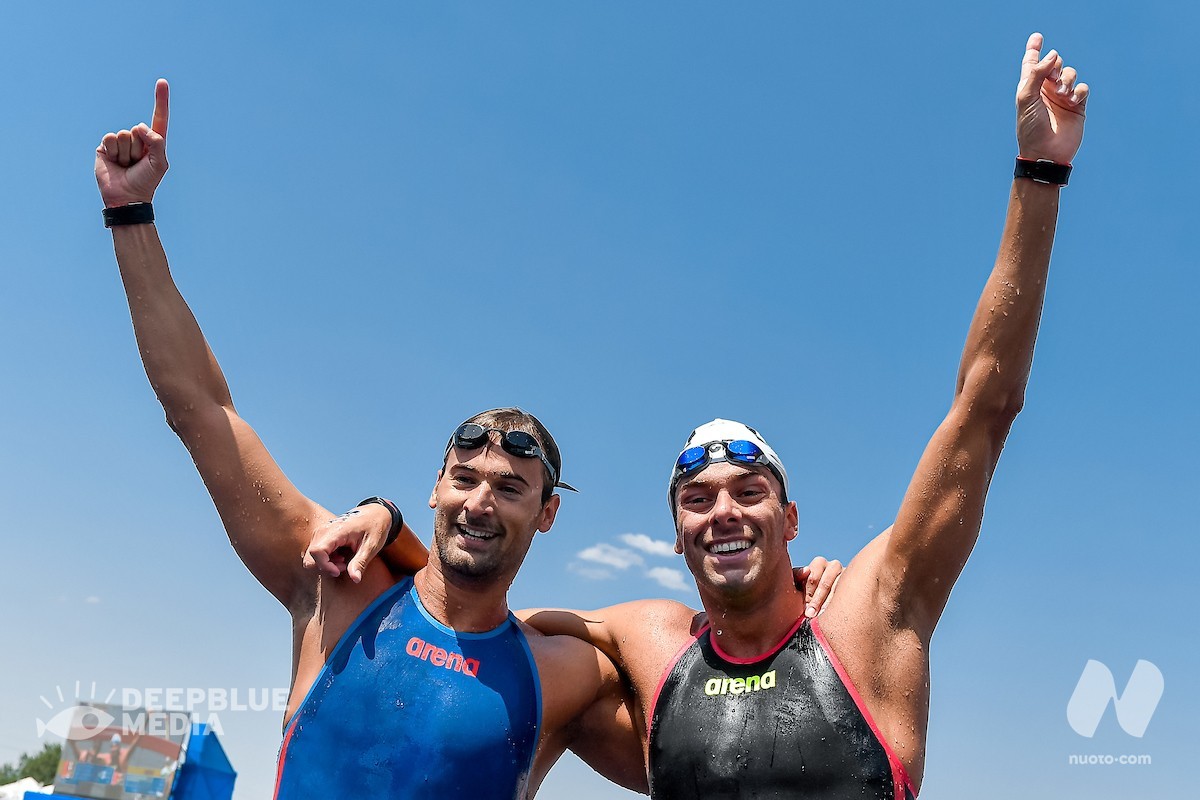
[873,34,1089,637]
[97,81,334,611]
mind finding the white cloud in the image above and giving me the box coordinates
[84,596,101,604]
[568,563,616,581]
[645,567,689,592]
[619,533,676,558]
[577,543,643,570]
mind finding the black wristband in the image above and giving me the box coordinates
[1014,157,1071,186]
[103,202,155,228]
[357,497,404,547]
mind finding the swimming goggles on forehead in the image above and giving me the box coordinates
[671,440,787,499]
[446,423,578,492]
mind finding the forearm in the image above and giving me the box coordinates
[380,524,430,576]
[881,182,1063,628]
[520,609,622,663]
[112,224,234,421]
[955,179,1060,418]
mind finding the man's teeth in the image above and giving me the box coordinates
[709,541,750,555]
[460,527,497,540]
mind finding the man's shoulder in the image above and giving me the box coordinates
[516,598,700,664]
[596,597,701,629]
[518,622,603,664]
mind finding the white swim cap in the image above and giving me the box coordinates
[668,419,789,509]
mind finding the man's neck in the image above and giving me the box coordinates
[413,557,513,633]
[698,580,807,660]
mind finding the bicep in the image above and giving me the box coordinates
[174,403,323,608]
[882,406,1007,631]
[567,655,648,794]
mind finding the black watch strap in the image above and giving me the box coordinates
[1014,158,1071,186]
[103,202,155,227]
[357,497,404,546]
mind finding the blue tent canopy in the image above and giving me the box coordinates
[171,723,236,800]
[24,723,235,800]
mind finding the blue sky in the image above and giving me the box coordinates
[1,3,1196,798]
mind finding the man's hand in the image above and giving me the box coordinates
[303,502,394,583]
[95,79,170,207]
[794,557,843,618]
[1016,33,1088,163]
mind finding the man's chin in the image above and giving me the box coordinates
[436,540,502,581]
[695,561,761,597]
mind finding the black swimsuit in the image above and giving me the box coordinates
[648,617,916,800]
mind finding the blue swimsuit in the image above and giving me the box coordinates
[273,578,542,799]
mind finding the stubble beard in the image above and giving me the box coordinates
[432,511,507,581]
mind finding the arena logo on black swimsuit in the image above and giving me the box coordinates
[703,670,776,697]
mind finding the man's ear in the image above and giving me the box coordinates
[785,500,799,542]
[429,470,443,509]
[537,493,561,533]
[674,515,684,554]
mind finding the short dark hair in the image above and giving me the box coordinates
[446,407,563,503]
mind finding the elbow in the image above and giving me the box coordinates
[163,406,200,444]
[984,387,1025,431]
[160,397,232,446]
[956,358,1027,430]
[154,385,198,436]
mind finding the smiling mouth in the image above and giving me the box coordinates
[457,524,500,541]
[707,540,751,555]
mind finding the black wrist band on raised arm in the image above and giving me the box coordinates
[103,202,155,228]
[357,497,405,547]
[1014,157,1071,186]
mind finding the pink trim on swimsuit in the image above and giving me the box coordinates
[809,617,918,800]
[647,623,711,740]
[272,714,299,800]
[709,616,806,665]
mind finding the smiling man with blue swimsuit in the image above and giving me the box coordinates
[95,83,649,796]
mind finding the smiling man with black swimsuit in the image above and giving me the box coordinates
[325,33,1089,797]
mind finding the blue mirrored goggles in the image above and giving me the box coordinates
[670,440,787,502]
[446,423,577,492]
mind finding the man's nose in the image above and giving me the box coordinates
[463,481,496,517]
[712,488,741,525]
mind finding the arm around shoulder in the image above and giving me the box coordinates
[520,599,696,670]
